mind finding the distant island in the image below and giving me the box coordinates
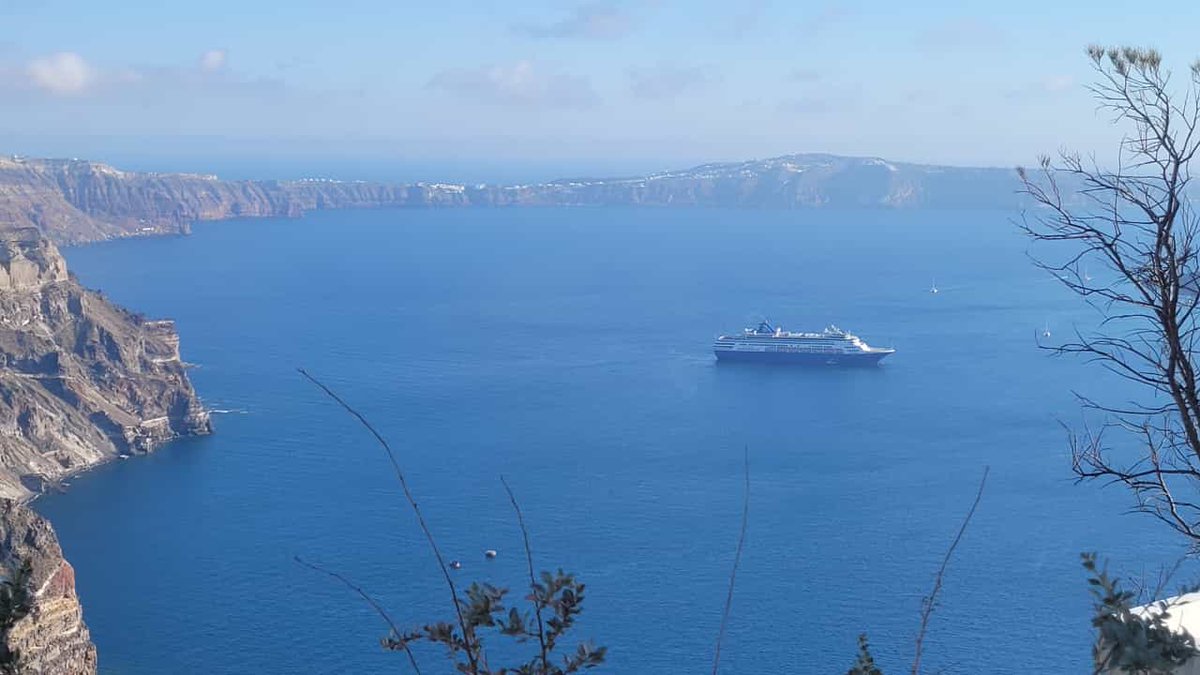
[0,153,1029,245]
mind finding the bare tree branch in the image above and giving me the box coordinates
[500,476,550,673]
[1020,46,1200,549]
[297,368,481,672]
[712,447,750,675]
[911,467,989,675]
[294,555,423,674]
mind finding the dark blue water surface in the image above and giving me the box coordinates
[35,207,1184,674]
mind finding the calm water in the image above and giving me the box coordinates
[36,207,1184,674]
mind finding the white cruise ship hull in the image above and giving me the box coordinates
[712,322,894,366]
[713,346,892,365]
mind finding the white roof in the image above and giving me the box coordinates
[1114,594,1200,674]
[1134,592,1200,635]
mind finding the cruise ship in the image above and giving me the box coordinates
[713,321,895,365]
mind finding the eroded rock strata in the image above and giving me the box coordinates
[0,226,210,500]
[0,154,1027,245]
[0,156,479,244]
[0,500,97,675]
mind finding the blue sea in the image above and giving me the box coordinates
[35,207,1185,674]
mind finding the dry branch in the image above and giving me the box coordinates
[297,368,480,671]
[911,467,988,675]
[712,448,750,675]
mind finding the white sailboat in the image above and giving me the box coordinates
[929,278,939,294]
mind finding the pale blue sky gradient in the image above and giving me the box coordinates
[3,0,1200,177]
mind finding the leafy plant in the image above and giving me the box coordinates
[1085,553,1199,674]
[383,570,605,674]
[847,634,883,675]
[297,370,604,674]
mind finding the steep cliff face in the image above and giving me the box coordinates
[0,156,480,244]
[0,160,125,244]
[526,155,1027,209]
[0,500,96,675]
[0,227,211,499]
[0,157,280,243]
[0,153,1030,245]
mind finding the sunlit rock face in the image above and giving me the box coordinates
[0,154,1031,245]
[0,226,210,500]
[0,228,68,291]
[0,500,98,675]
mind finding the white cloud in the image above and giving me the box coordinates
[1041,75,1073,92]
[721,0,768,38]
[512,3,631,40]
[8,49,281,102]
[627,65,717,100]
[915,18,1006,52]
[1005,75,1075,100]
[778,85,861,116]
[787,68,821,83]
[427,61,598,108]
[27,52,93,95]
[199,49,228,73]
[798,3,851,37]
[778,97,834,115]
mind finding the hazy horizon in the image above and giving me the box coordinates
[0,141,1031,185]
[5,1,1200,171]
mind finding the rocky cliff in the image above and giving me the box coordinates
[525,154,1028,209]
[0,226,211,500]
[0,500,96,674]
[0,156,480,244]
[0,153,1028,244]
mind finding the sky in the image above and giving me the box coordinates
[2,0,1200,179]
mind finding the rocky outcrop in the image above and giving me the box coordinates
[0,170,217,673]
[0,153,1032,245]
[0,156,482,244]
[0,500,96,674]
[0,226,211,499]
[0,228,68,291]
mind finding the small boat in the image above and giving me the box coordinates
[450,560,462,570]
[484,549,498,559]
[929,279,939,295]
[1042,323,1051,338]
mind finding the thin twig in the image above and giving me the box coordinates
[1136,553,1190,602]
[911,466,989,675]
[294,555,423,674]
[712,447,750,675]
[501,475,550,673]
[297,368,479,673]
